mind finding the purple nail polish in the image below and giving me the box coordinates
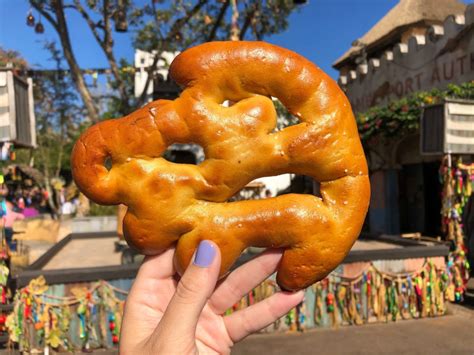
[193,240,216,267]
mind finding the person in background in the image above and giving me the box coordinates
[21,202,39,219]
[16,195,25,210]
[3,198,24,250]
[61,199,76,217]
[36,189,51,215]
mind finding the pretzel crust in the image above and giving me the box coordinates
[71,41,370,291]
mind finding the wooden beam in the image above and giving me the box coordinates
[15,263,139,288]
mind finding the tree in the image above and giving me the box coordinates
[29,0,300,119]
[0,44,81,216]
[0,47,29,71]
[132,0,298,107]
[31,0,100,122]
[31,42,84,215]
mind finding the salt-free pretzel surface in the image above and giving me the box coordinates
[71,41,370,291]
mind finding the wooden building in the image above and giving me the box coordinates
[0,69,36,149]
[333,0,473,237]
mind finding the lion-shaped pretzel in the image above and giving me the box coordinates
[71,42,370,291]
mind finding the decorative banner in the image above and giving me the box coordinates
[6,277,125,353]
[6,256,458,351]
[439,156,472,301]
[227,259,451,332]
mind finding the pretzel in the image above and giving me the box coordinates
[71,42,370,291]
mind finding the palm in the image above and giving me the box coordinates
[129,274,232,353]
[121,248,303,354]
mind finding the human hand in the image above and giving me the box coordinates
[120,240,305,354]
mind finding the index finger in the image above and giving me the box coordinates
[133,248,176,287]
[208,249,283,314]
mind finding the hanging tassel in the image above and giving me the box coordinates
[336,285,348,324]
[326,292,335,314]
[376,276,386,321]
[467,173,473,197]
[313,285,323,326]
[455,169,463,195]
[1,286,6,305]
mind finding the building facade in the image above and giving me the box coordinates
[333,0,474,237]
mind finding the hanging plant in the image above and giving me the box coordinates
[357,81,474,142]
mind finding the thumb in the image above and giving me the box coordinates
[157,240,221,338]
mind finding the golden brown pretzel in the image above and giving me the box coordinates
[71,41,370,291]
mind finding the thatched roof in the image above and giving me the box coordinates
[333,0,466,68]
[4,164,45,186]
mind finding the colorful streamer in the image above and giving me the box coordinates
[6,254,460,351]
[6,276,125,352]
[226,258,452,331]
[439,156,472,301]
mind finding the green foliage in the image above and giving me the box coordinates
[357,81,474,142]
[29,1,300,119]
[103,0,300,117]
[132,0,298,52]
[88,202,117,216]
[101,58,136,119]
[0,47,29,70]
[273,99,299,130]
[32,42,84,176]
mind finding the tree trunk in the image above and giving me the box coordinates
[76,193,90,217]
[42,171,59,219]
[230,0,240,41]
[103,46,129,114]
[137,0,207,107]
[73,0,130,115]
[52,0,100,122]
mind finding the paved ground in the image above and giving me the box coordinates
[42,237,121,269]
[350,239,402,250]
[233,308,474,355]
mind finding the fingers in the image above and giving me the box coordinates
[209,249,283,314]
[139,248,176,279]
[224,290,305,342]
[150,240,221,342]
[120,248,177,353]
[130,248,176,290]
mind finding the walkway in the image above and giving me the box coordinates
[233,307,474,355]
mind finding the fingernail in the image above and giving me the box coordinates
[193,240,216,267]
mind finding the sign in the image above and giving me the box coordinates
[339,11,474,112]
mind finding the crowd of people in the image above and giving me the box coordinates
[5,186,51,218]
[0,166,72,250]
[0,184,52,250]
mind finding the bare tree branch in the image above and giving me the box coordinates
[240,2,257,40]
[72,0,129,114]
[151,0,165,41]
[73,0,105,46]
[137,0,208,106]
[208,0,230,41]
[31,0,59,32]
[102,0,112,49]
[32,0,100,123]
[230,0,240,41]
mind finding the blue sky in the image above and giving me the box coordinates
[1,0,472,79]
